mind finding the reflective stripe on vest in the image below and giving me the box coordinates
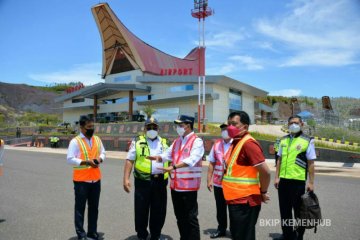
[279,134,310,181]
[73,135,101,182]
[213,139,233,187]
[222,135,260,201]
[170,134,202,191]
[134,135,169,180]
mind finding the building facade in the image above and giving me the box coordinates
[56,3,267,125]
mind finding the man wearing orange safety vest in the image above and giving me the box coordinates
[207,122,233,238]
[67,116,106,240]
[148,115,204,240]
[222,111,271,240]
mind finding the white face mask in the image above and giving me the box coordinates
[289,123,301,134]
[221,130,230,140]
[146,130,158,139]
[176,126,185,137]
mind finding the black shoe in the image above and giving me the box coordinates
[210,230,226,238]
[78,237,88,240]
[87,233,99,240]
[273,236,285,240]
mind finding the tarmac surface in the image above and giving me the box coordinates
[1,147,360,240]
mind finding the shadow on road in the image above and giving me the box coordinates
[0,219,6,223]
[123,234,173,240]
[203,228,232,239]
[68,232,105,240]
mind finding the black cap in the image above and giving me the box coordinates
[174,115,195,125]
[145,117,159,126]
[219,121,228,129]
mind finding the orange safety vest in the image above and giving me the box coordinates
[222,135,260,201]
[170,134,202,191]
[212,139,233,187]
[73,135,102,182]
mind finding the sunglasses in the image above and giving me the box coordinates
[146,126,158,130]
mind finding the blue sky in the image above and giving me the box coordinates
[0,0,359,98]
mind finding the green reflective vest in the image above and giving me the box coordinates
[134,135,169,180]
[279,134,311,181]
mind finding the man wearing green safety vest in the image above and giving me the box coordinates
[274,115,316,240]
[123,118,169,240]
[50,136,60,148]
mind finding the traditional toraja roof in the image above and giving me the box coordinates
[91,3,204,78]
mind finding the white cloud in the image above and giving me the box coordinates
[269,89,302,97]
[230,55,264,70]
[255,0,360,67]
[28,63,103,86]
[281,50,357,67]
[203,31,245,48]
[257,41,279,53]
[207,63,236,75]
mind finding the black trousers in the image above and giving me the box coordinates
[74,181,101,238]
[278,178,306,240]
[171,190,200,240]
[214,186,228,232]
[135,177,168,240]
[228,203,261,240]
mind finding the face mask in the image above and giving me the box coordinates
[289,123,301,134]
[176,126,185,137]
[227,125,247,138]
[85,128,94,138]
[221,130,230,140]
[146,130,158,139]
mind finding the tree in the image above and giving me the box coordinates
[142,105,156,119]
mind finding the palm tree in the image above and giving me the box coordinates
[142,105,156,119]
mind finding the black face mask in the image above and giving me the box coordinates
[84,128,94,139]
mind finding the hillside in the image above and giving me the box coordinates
[0,82,62,125]
[257,96,360,120]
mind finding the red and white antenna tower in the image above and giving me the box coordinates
[192,0,213,133]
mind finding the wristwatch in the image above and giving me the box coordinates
[173,164,177,170]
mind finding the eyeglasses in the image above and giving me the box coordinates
[146,126,158,130]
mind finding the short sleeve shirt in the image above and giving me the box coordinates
[226,134,265,206]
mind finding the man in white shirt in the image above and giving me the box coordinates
[207,122,233,238]
[67,116,106,240]
[123,118,169,240]
[148,115,204,240]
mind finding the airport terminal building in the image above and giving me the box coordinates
[56,3,267,125]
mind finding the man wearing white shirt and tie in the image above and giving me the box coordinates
[148,115,204,240]
[123,118,169,240]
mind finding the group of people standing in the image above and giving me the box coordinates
[66,112,316,240]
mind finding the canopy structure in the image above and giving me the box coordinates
[297,110,314,119]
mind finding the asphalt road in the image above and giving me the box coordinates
[0,150,360,240]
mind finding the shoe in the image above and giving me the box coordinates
[87,233,99,240]
[78,237,88,240]
[273,236,285,240]
[210,230,226,238]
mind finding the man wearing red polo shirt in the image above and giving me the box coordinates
[222,111,271,240]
